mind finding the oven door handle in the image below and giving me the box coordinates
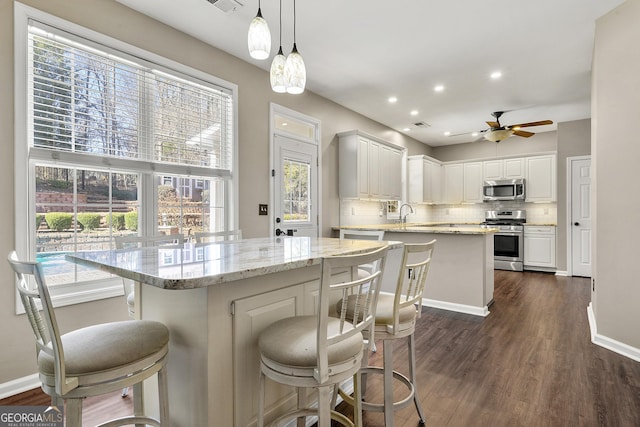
[495,232,522,237]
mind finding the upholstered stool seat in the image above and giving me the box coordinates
[38,320,169,391]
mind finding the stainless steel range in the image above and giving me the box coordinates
[483,210,526,272]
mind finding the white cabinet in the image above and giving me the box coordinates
[408,155,442,204]
[483,157,525,181]
[463,162,483,203]
[442,163,464,204]
[524,225,556,270]
[338,131,404,200]
[525,155,556,202]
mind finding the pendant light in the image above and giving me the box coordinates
[284,0,306,94]
[248,0,271,60]
[270,0,287,93]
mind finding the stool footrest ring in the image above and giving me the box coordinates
[338,366,416,413]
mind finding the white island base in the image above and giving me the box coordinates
[382,231,494,317]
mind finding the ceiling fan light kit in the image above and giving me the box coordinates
[248,0,306,94]
[477,111,553,143]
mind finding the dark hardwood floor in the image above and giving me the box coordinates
[2,271,639,426]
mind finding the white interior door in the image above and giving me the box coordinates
[273,134,318,237]
[570,157,591,277]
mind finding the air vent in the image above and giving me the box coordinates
[413,121,431,128]
[207,0,243,13]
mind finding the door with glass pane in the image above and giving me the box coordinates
[273,135,318,237]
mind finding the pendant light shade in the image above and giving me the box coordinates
[284,43,306,94]
[284,0,306,94]
[248,2,271,60]
[270,47,287,93]
[270,0,286,93]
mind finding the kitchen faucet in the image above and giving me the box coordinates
[399,203,414,225]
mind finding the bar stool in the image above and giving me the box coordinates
[257,245,389,427]
[7,251,170,427]
[338,240,436,426]
[195,229,242,243]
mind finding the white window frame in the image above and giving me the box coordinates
[13,4,239,310]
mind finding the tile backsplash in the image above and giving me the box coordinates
[340,199,557,226]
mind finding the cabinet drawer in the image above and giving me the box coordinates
[525,226,555,234]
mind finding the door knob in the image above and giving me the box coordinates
[275,228,283,236]
[574,222,580,226]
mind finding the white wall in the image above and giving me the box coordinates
[591,0,640,350]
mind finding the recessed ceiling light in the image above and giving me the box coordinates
[403,128,410,132]
[434,85,445,92]
[282,122,288,126]
[490,71,502,80]
[388,96,398,103]
[444,131,451,136]
[410,110,419,116]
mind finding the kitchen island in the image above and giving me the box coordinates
[68,237,398,427]
[336,223,497,317]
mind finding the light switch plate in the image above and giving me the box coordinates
[259,204,268,215]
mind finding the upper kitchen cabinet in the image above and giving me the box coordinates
[338,131,405,200]
[483,158,525,181]
[525,154,556,202]
[408,155,442,204]
[442,163,464,204]
[463,162,483,203]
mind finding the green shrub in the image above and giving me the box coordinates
[36,214,44,230]
[45,212,73,232]
[76,213,101,231]
[125,211,138,231]
[107,213,126,230]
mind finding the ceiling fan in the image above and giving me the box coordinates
[454,111,553,142]
[483,111,553,142]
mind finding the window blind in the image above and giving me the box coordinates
[28,24,234,173]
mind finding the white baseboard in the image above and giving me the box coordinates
[0,373,40,400]
[555,270,569,276]
[587,303,640,363]
[422,298,489,317]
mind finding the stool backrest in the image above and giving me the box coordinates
[114,233,185,249]
[392,240,436,332]
[317,245,388,383]
[195,229,242,243]
[7,251,73,396]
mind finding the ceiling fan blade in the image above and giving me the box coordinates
[486,121,500,128]
[513,130,535,138]
[509,120,553,129]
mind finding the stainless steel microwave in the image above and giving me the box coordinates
[483,179,525,201]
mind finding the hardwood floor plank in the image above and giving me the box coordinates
[3,271,639,426]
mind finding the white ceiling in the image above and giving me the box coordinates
[116,0,624,146]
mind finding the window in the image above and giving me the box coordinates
[15,6,238,306]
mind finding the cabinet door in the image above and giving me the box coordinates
[442,163,464,204]
[526,155,556,202]
[407,157,424,203]
[431,162,442,203]
[463,162,483,203]
[380,145,403,200]
[503,158,525,178]
[232,285,307,427]
[368,140,381,198]
[483,160,503,180]
[357,137,369,197]
[524,234,556,267]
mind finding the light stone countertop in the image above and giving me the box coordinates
[335,223,498,235]
[67,237,400,290]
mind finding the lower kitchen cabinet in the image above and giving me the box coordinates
[524,225,556,271]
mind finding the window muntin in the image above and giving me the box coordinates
[19,16,237,298]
